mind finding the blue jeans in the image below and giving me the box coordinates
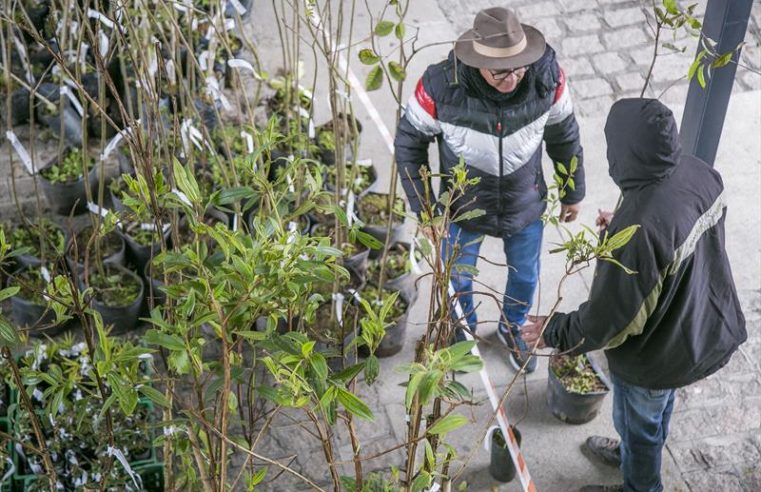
[443,219,543,334]
[611,373,676,492]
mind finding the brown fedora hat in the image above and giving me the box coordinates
[454,7,546,69]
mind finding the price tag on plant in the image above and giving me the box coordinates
[333,292,344,326]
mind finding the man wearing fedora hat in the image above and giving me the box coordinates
[394,6,585,372]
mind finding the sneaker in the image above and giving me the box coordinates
[578,485,624,492]
[583,436,622,468]
[496,325,537,373]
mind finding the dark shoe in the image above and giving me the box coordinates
[583,436,622,468]
[578,485,624,492]
[496,326,537,373]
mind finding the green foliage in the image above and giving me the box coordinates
[8,218,65,260]
[40,147,94,184]
[88,266,142,307]
[551,354,607,394]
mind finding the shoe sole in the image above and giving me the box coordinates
[496,329,524,372]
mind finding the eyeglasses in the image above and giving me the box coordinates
[488,66,526,80]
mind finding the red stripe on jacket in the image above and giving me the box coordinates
[415,78,436,118]
[554,68,566,103]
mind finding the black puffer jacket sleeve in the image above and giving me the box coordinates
[541,62,585,205]
[394,75,441,216]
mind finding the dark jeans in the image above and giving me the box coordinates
[611,373,676,492]
[442,219,543,334]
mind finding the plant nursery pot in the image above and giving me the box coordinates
[362,224,406,259]
[10,87,31,126]
[83,264,145,333]
[39,153,99,216]
[374,303,410,359]
[489,426,522,483]
[65,228,126,276]
[343,248,370,284]
[546,353,611,425]
[118,224,168,278]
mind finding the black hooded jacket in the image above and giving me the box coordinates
[394,47,584,236]
[544,99,746,389]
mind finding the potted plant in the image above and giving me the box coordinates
[310,222,370,282]
[7,265,66,335]
[367,241,421,302]
[7,218,66,268]
[38,147,97,215]
[118,219,169,277]
[488,425,522,483]
[546,352,611,424]
[65,223,126,275]
[358,192,406,248]
[82,263,144,333]
[358,284,410,358]
[325,159,378,196]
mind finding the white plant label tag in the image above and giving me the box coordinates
[12,34,34,84]
[230,0,247,15]
[87,201,109,218]
[241,131,254,155]
[5,130,36,175]
[346,192,356,227]
[286,173,295,194]
[98,31,110,58]
[308,118,315,139]
[40,266,51,283]
[227,59,263,80]
[172,188,192,207]
[483,425,500,452]
[410,239,422,274]
[101,129,126,161]
[106,447,141,490]
[60,86,85,117]
[166,59,176,84]
[87,9,115,29]
[333,292,344,326]
[198,50,212,71]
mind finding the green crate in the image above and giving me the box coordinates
[134,463,164,492]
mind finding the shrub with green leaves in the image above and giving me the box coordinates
[40,148,95,184]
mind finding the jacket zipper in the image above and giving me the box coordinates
[497,114,504,213]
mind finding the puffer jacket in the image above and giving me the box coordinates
[544,98,747,389]
[394,47,584,236]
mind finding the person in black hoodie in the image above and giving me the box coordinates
[523,98,746,492]
[394,7,585,373]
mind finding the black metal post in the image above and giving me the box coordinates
[679,0,753,167]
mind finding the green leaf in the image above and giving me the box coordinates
[331,362,365,383]
[364,355,379,384]
[446,340,475,359]
[664,0,679,15]
[216,186,255,205]
[388,61,406,81]
[417,369,443,405]
[138,385,172,408]
[697,64,707,88]
[411,471,432,492]
[143,330,186,351]
[374,20,394,37]
[250,467,267,486]
[395,23,406,40]
[358,48,380,65]
[0,286,19,302]
[427,414,469,436]
[0,318,20,347]
[309,353,328,381]
[449,355,483,373]
[605,225,640,251]
[365,65,384,91]
[452,209,486,223]
[556,162,568,176]
[336,387,374,421]
[711,51,734,68]
[173,159,202,206]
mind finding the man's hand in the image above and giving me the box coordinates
[559,203,580,223]
[595,209,614,231]
[522,315,548,348]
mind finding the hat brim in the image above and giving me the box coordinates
[454,25,546,69]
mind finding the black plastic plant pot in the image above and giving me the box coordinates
[10,88,32,126]
[118,224,168,278]
[489,426,522,483]
[374,299,411,359]
[7,269,67,337]
[362,224,406,260]
[39,153,99,216]
[35,83,83,146]
[546,353,611,425]
[65,229,126,276]
[84,264,145,333]
[343,248,370,285]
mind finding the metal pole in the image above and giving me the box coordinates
[680,0,753,167]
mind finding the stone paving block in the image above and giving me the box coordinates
[571,78,615,98]
[738,461,761,491]
[705,399,761,436]
[669,435,761,472]
[603,26,651,50]
[677,371,761,409]
[531,18,563,40]
[561,0,597,13]
[591,52,628,74]
[740,70,761,91]
[741,343,761,371]
[682,466,745,492]
[628,45,657,67]
[604,7,648,28]
[652,53,693,83]
[563,57,596,77]
[562,34,605,56]
[516,1,562,20]
[615,72,647,92]
[667,407,721,443]
[561,12,603,32]
[575,95,614,118]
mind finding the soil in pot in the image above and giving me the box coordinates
[39,147,97,215]
[65,225,125,274]
[85,264,144,332]
[489,426,522,483]
[547,353,610,425]
[358,284,410,358]
[367,242,421,289]
[7,218,66,267]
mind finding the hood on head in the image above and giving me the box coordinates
[604,98,681,191]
